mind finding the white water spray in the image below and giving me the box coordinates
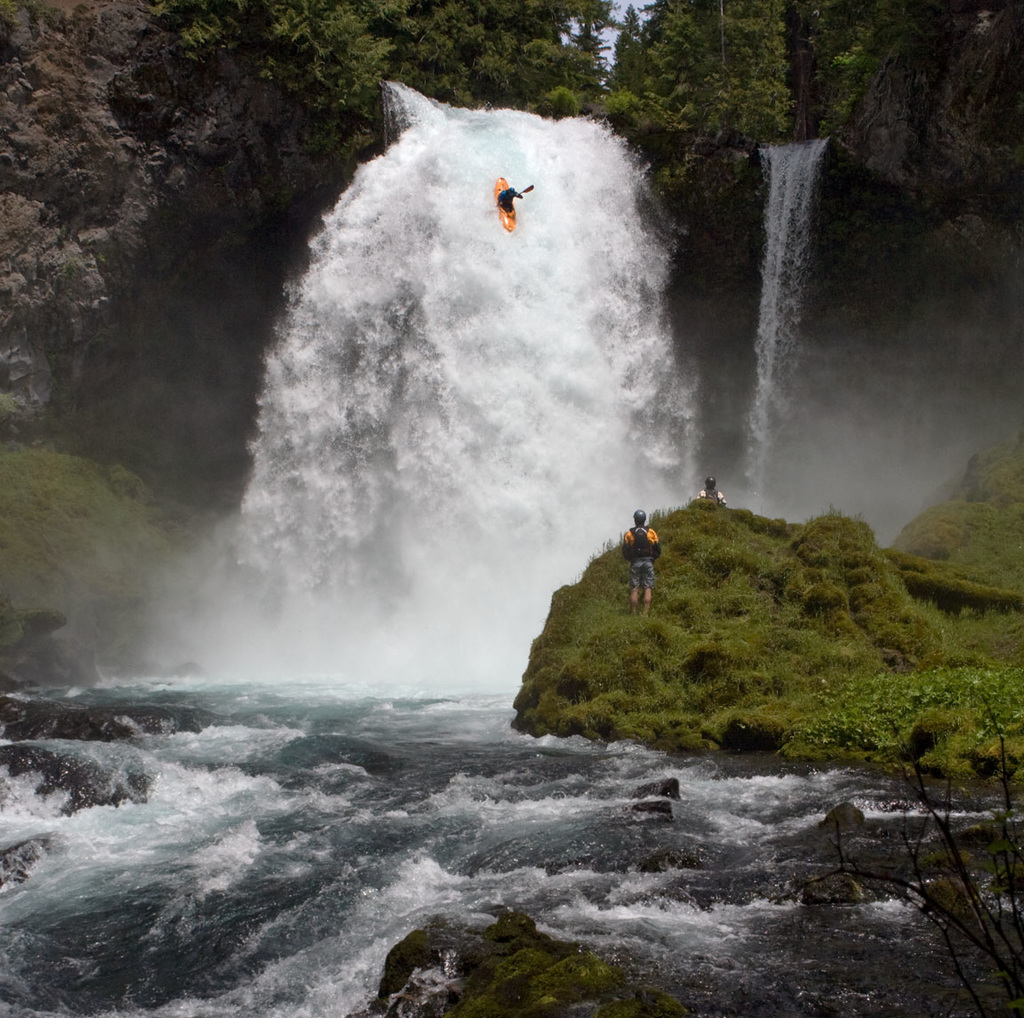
[221,85,691,690]
[746,139,827,505]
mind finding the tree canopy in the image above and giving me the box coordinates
[606,0,948,143]
[152,0,953,149]
[153,0,614,144]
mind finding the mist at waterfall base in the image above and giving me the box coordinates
[161,87,1024,685]
[172,83,690,692]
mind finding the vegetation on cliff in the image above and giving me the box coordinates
[146,0,979,148]
[151,0,614,148]
[513,490,1024,778]
[894,430,1024,592]
[0,447,177,677]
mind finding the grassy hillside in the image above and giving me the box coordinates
[513,500,1024,778]
[0,447,177,671]
[893,429,1024,591]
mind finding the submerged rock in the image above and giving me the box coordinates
[0,596,98,688]
[0,835,51,887]
[637,848,702,873]
[819,802,867,836]
[800,872,866,906]
[0,694,214,741]
[630,800,674,820]
[0,744,149,813]
[632,777,681,800]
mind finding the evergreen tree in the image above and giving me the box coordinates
[630,0,790,137]
[610,5,647,94]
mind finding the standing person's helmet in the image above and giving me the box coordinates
[705,476,716,490]
[633,509,646,526]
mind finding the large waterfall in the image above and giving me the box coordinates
[746,139,827,505]
[227,84,691,690]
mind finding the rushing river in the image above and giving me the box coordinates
[0,84,999,1018]
[0,679,988,1018]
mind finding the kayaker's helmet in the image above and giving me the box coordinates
[633,509,646,526]
[705,476,716,490]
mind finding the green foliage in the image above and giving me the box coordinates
[605,0,954,143]
[0,448,176,664]
[152,0,609,140]
[0,0,15,25]
[609,6,647,95]
[603,88,643,118]
[793,667,1024,772]
[644,0,791,139]
[542,86,581,119]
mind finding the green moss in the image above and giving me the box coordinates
[892,559,1023,615]
[0,447,177,665]
[718,705,795,752]
[438,911,635,1018]
[514,495,1024,777]
[378,928,430,998]
[533,952,623,999]
[894,432,1024,593]
[595,991,690,1017]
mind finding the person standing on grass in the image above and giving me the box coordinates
[622,509,661,615]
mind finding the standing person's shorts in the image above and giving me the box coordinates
[629,558,655,589]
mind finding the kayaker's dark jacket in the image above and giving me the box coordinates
[497,188,519,212]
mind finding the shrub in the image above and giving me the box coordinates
[543,86,580,119]
[603,89,642,117]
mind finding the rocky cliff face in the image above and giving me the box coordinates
[0,0,355,499]
[843,1,1024,203]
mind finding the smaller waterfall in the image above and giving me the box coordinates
[746,139,827,504]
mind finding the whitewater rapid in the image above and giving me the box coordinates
[0,685,978,1018]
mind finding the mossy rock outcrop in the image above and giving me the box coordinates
[513,502,1024,770]
[363,910,687,1018]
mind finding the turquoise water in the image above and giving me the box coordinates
[0,680,979,1017]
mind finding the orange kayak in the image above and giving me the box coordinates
[494,177,516,233]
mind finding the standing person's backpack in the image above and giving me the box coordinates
[623,525,660,561]
[632,525,652,558]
